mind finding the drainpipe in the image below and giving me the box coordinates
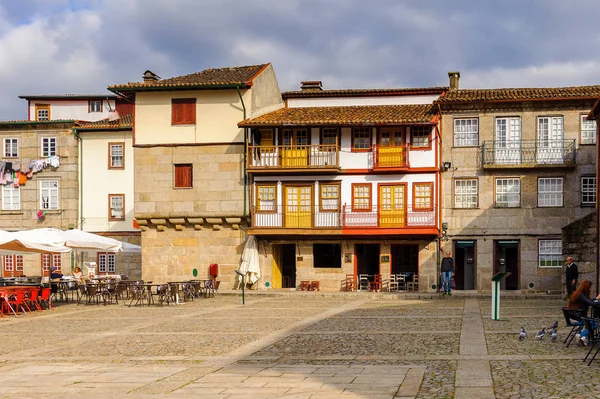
[74,128,83,271]
[236,86,248,220]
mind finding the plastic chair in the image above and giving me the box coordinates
[39,287,54,310]
[24,288,42,312]
[4,291,30,316]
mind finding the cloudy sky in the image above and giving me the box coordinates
[1,0,600,119]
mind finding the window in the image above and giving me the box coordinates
[171,98,196,125]
[108,194,125,220]
[89,100,102,113]
[320,128,339,146]
[35,104,50,121]
[539,240,562,268]
[41,253,61,274]
[352,183,371,211]
[454,179,478,208]
[320,183,340,212]
[3,138,18,158]
[41,137,57,156]
[3,255,24,276]
[313,243,342,268]
[98,253,116,274]
[538,177,563,207]
[256,185,276,212]
[174,164,193,188]
[581,115,597,145]
[454,118,479,146]
[411,126,431,149]
[108,143,124,169]
[352,127,371,151]
[581,176,596,206]
[495,178,520,208]
[2,185,20,210]
[40,180,59,210]
[413,183,433,210]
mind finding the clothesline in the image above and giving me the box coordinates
[0,156,60,186]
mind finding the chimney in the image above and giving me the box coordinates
[143,70,161,82]
[448,72,460,90]
[301,80,322,91]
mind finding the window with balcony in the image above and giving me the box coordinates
[256,185,276,212]
[3,138,18,158]
[171,98,196,125]
[538,177,563,207]
[581,176,596,206]
[454,179,478,208]
[581,115,597,145]
[413,183,433,210]
[495,178,520,208]
[352,127,371,151]
[352,183,371,211]
[411,126,431,149]
[454,118,478,146]
[320,183,340,211]
[320,128,339,146]
[538,239,562,268]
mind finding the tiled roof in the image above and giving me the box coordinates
[239,104,438,127]
[283,87,448,99]
[109,64,269,91]
[75,114,132,129]
[436,85,600,103]
[19,94,118,100]
[0,119,75,125]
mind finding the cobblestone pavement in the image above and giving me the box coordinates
[0,293,598,398]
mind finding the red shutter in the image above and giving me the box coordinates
[175,164,193,188]
[172,99,195,125]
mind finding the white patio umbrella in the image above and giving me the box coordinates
[239,236,260,285]
[61,229,122,252]
[7,229,71,253]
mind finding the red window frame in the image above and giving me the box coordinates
[3,255,24,277]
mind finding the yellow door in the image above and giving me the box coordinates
[378,128,405,167]
[284,186,312,228]
[379,184,406,227]
[271,245,282,288]
[282,129,308,167]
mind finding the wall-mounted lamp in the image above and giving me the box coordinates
[442,161,452,171]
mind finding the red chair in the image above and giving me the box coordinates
[38,288,54,310]
[3,291,30,316]
[24,288,42,312]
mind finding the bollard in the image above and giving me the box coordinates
[235,270,246,305]
[491,272,511,320]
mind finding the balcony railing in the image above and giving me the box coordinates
[247,144,340,170]
[372,144,409,169]
[251,204,437,230]
[481,140,576,168]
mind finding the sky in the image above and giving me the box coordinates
[2,0,600,119]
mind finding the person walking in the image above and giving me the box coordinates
[440,251,454,296]
[565,256,578,299]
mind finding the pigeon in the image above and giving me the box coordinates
[535,327,546,340]
[551,329,558,342]
[519,327,527,341]
[550,321,559,331]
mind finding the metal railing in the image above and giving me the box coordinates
[247,144,340,169]
[481,140,576,167]
[251,204,437,229]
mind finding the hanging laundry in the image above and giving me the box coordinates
[13,172,19,188]
[18,172,27,185]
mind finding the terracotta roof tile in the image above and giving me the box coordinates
[109,64,269,91]
[19,94,118,100]
[75,114,132,129]
[283,87,448,99]
[436,85,600,103]
[239,105,438,127]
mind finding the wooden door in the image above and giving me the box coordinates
[379,184,406,227]
[282,129,309,167]
[284,186,312,228]
[378,128,405,167]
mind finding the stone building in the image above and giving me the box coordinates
[238,81,447,292]
[0,120,79,277]
[108,64,283,286]
[437,73,600,293]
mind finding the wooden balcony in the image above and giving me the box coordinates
[249,205,438,236]
[372,144,409,170]
[481,140,576,169]
[247,144,340,173]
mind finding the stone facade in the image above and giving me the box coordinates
[81,233,142,280]
[0,121,78,276]
[562,211,597,292]
[440,99,597,292]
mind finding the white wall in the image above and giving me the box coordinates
[80,130,136,232]
[29,100,117,121]
[287,94,440,108]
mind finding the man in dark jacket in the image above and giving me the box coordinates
[565,256,578,298]
[440,251,454,296]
